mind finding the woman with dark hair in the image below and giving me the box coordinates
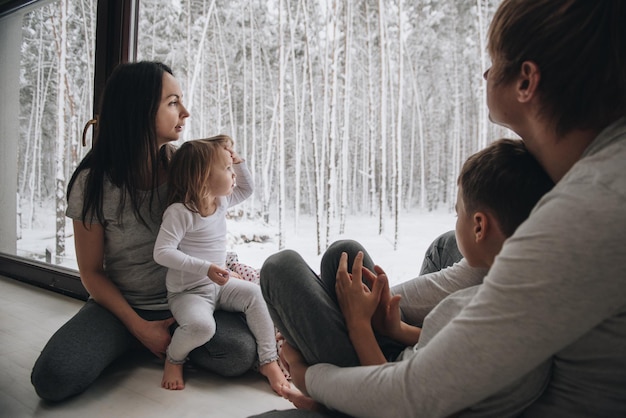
[258,1,626,416]
[31,61,257,402]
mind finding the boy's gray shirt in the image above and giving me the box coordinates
[306,118,626,418]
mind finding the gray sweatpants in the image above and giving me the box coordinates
[253,232,550,418]
[168,278,278,366]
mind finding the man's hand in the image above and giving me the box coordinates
[336,252,383,329]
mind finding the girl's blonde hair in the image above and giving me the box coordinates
[167,135,233,214]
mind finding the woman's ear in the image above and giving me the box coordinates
[517,61,540,103]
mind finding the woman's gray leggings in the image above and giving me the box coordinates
[31,299,256,402]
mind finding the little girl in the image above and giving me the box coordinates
[153,135,288,393]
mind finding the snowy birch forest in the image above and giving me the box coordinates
[17,0,510,265]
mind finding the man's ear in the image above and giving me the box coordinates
[518,61,540,103]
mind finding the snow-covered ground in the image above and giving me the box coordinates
[226,209,455,286]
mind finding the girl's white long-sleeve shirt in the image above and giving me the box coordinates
[153,162,253,293]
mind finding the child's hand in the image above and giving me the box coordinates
[208,264,230,285]
[368,265,421,346]
[226,146,243,164]
[229,270,243,280]
[367,265,402,338]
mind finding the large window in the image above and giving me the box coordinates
[1,0,507,296]
[135,0,507,254]
[0,0,116,297]
[15,0,97,269]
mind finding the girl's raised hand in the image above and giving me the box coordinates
[226,146,243,164]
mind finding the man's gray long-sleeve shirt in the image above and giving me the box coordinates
[306,118,626,418]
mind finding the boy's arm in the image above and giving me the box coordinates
[391,258,487,326]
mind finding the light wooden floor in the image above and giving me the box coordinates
[0,275,295,418]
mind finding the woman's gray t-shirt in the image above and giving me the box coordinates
[66,170,169,310]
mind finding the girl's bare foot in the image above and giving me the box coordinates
[259,360,290,395]
[162,361,185,390]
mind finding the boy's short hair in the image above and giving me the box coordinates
[458,138,554,237]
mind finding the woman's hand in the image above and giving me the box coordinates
[336,252,383,329]
[208,264,230,285]
[73,220,178,358]
[132,317,176,359]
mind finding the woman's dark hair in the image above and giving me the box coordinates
[488,0,626,135]
[67,61,175,228]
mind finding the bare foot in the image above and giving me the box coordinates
[259,361,290,395]
[281,384,325,411]
[162,361,185,390]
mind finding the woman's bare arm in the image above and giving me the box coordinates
[73,220,174,358]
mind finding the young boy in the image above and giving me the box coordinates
[335,138,552,357]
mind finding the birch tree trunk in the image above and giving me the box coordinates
[54,0,68,264]
[214,15,236,135]
[303,0,323,254]
[287,2,302,229]
[393,0,403,250]
[277,0,286,249]
[249,5,258,211]
[449,50,461,211]
[366,2,377,217]
[476,0,488,150]
[324,0,340,247]
[377,0,387,235]
[186,0,216,137]
[339,0,352,235]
